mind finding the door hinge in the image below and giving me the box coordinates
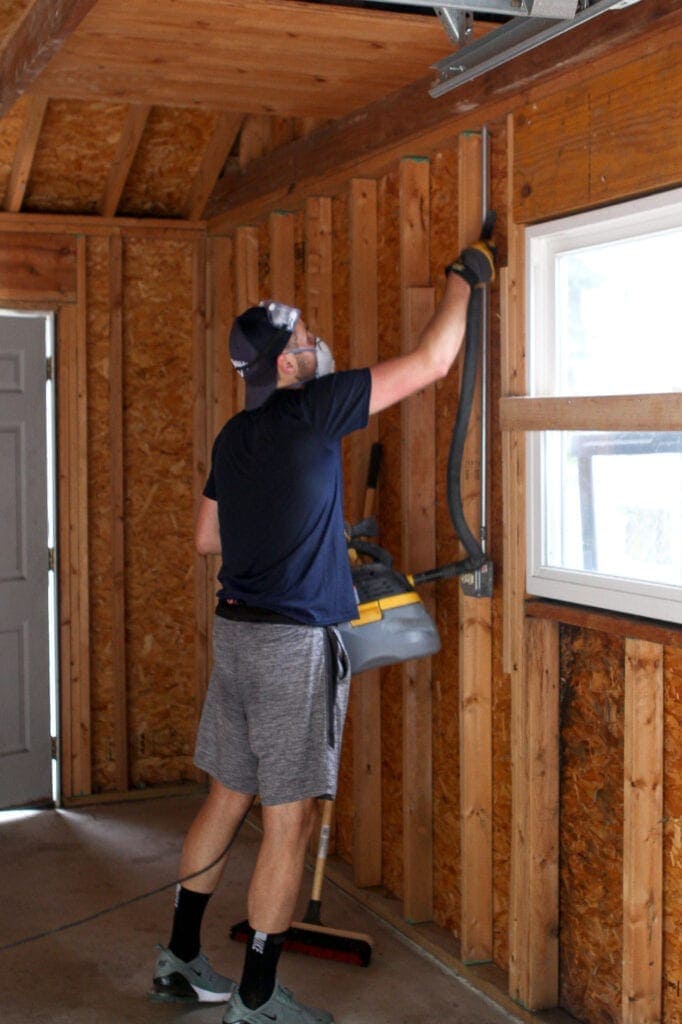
[51,736,58,760]
[46,355,54,381]
[48,547,56,572]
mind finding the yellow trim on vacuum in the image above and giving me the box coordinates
[349,590,421,627]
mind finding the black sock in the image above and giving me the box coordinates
[238,927,287,1010]
[167,885,211,963]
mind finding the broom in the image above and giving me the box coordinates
[230,800,373,966]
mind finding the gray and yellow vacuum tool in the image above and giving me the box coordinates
[338,559,441,676]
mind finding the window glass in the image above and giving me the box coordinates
[555,230,682,396]
[526,189,682,624]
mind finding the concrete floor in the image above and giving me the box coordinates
[0,793,520,1024]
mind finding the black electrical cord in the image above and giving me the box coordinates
[0,798,254,953]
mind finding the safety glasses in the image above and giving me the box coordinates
[287,337,323,356]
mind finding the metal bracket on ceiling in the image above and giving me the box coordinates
[430,0,644,97]
[436,8,474,46]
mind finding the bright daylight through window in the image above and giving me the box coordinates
[526,189,682,624]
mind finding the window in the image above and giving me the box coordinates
[526,189,682,624]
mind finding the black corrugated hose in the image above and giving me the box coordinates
[412,213,495,586]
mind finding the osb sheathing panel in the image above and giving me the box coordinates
[119,107,218,218]
[489,121,512,971]
[24,100,130,214]
[122,237,197,786]
[0,95,27,201]
[559,625,624,1024]
[0,0,31,40]
[377,167,404,901]
[86,235,117,792]
[430,148,462,936]
[330,192,353,863]
[664,645,682,1023]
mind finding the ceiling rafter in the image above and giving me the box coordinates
[183,112,245,221]
[98,104,151,218]
[3,94,48,212]
[206,0,681,230]
[0,0,100,118]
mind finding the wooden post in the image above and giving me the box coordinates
[305,197,333,340]
[234,226,259,409]
[457,129,493,965]
[192,240,209,723]
[401,285,436,922]
[623,639,664,1024]
[524,616,560,1007]
[349,178,382,889]
[108,233,128,792]
[503,109,561,1011]
[269,211,295,305]
[204,235,234,702]
[399,152,433,923]
[58,242,91,798]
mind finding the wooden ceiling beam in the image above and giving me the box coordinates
[183,112,244,221]
[206,0,682,231]
[99,104,151,218]
[3,95,48,212]
[31,0,457,118]
[0,0,100,118]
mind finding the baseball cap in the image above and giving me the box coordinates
[229,301,301,410]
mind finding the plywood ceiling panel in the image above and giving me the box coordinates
[31,0,454,118]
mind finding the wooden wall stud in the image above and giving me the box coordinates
[349,178,382,889]
[269,211,295,305]
[305,197,333,340]
[623,639,664,1024]
[108,233,128,791]
[457,129,493,965]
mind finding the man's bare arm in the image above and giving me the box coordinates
[195,495,221,555]
[368,238,495,416]
[369,273,470,416]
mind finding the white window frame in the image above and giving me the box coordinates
[526,188,682,625]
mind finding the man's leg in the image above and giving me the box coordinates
[151,779,253,1003]
[236,798,317,1012]
[178,778,254,894]
[249,798,317,930]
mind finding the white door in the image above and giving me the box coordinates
[0,312,53,808]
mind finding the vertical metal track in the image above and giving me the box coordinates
[479,125,490,555]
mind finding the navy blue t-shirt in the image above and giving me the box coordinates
[204,369,371,626]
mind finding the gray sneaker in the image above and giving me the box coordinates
[150,944,236,1003]
[222,982,333,1024]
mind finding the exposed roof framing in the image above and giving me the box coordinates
[98,105,151,217]
[205,0,682,229]
[0,0,100,118]
[0,0,675,224]
[182,112,245,220]
[30,0,456,118]
[3,94,47,211]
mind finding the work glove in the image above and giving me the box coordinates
[445,237,496,288]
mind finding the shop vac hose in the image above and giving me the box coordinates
[412,259,489,586]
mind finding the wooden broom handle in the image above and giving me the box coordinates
[310,798,334,902]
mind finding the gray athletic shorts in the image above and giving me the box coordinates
[194,616,351,806]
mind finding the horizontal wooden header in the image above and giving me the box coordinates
[499,393,682,433]
[0,212,205,237]
[0,231,77,301]
[525,598,682,649]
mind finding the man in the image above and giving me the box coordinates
[150,238,494,1024]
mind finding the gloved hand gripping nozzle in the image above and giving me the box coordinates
[444,216,497,289]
